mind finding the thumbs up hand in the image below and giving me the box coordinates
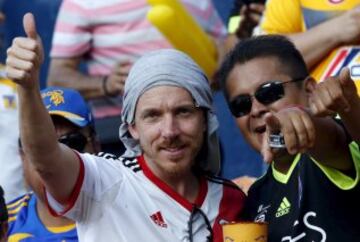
[310,68,358,117]
[5,13,44,89]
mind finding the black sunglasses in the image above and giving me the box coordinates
[229,77,306,117]
[58,132,89,152]
[188,206,213,242]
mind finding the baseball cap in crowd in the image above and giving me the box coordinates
[41,87,93,127]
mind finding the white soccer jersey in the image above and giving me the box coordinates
[0,69,27,201]
[47,153,245,242]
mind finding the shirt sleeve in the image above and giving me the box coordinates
[46,153,125,222]
[311,142,360,190]
[259,0,303,35]
[50,0,92,58]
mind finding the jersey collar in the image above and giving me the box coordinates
[272,154,301,184]
[138,155,208,211]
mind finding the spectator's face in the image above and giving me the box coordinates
[21,117,97,202]
[53,117,98,154]
[129,86,206,177]
[225,57,307,153]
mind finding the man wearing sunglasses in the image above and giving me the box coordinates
[219,35,360,241]
[5,13,246,242]
[6,87,99,241]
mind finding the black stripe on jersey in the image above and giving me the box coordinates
[205,173,242,191]
[121,157,142,173]
[96,152,118,160]
[96,153,142,173]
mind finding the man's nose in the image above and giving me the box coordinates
[250,97,268,118]
[161,114,180,139]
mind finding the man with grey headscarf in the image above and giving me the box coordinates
[6,13,246,242]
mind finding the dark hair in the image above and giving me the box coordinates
[0,186,7,222]
[219,35,309,99]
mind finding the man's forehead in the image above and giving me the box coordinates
[136,86,195,111]
[228,59,290,87]
[138,86,194,104]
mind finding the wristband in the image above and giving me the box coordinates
[269,133,286,148]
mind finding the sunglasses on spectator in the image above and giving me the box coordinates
[229,77,307,117]
[58,131,91,152]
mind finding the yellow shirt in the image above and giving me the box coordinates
[260,0,360,93]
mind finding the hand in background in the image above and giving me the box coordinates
[104,61,132,96]
[325,6,360,46]
[235,3,264,39]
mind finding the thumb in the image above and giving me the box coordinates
[339,67,351,84]
[23,13,38,39]
[339,67,357,97]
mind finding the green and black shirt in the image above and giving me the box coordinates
[243,142,360,242]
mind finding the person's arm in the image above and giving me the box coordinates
[288,6,360,70]
[6,13,79,204]
[48,57,104,99]
[48,58,131,99]
[263,69,360,172]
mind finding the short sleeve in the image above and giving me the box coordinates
[50,0,92,58]
[46,153,125,222]
[311,142,360,190]
[259,0,303,35]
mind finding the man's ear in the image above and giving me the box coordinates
[304,76,317,95]
[128,124,139,140]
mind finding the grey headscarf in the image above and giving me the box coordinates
[119,49,220,175]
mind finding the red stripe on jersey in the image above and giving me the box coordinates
[45,150,85,217]
[323,49,348,79]
[212,185,246,242]
[138,155,207,211]
[194,176,207,207]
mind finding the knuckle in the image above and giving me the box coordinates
[19,71,28,80]
[29,41,37,50]
[29,52,37,61]
[298,133,307,143]
[317,106,326,114]
[5,56,11,66]
[6,47,12,55]
[5,69,13,79]
[332,91,344,102]
[323,97,333,107]
[26,62,34,71]
[13,37,20,45]
[283,129,295,139]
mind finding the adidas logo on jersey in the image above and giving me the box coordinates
[150,211,168,228]
[276,197,291,218]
